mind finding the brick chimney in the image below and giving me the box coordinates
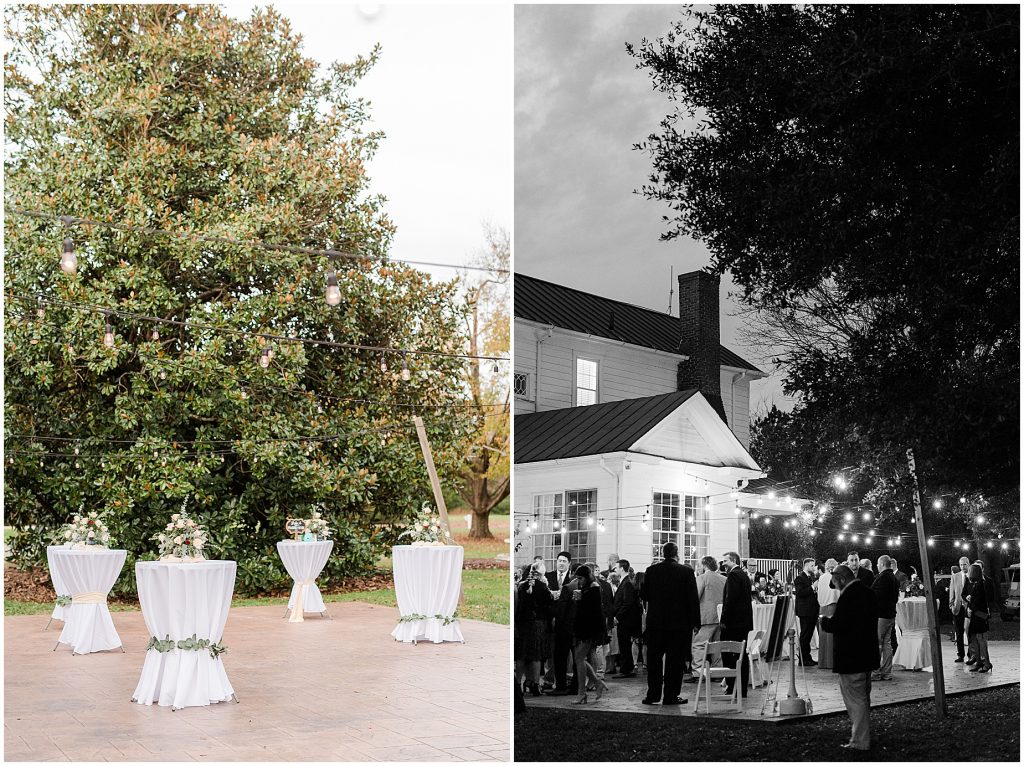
[676,270,727,422]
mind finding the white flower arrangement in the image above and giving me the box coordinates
[398,503,453,546]
[56,505,114,549]
[152,497,208,561]
[305,506,332,540]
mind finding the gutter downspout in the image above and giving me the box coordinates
[534,325,553,412]
[599,456,622,558]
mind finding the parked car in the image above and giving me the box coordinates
[1001,564,1020,620]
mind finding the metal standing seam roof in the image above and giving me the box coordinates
[515,273,765,374]
[514,389,700,464]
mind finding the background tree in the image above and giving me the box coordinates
[632,5,1018,560]
[4,4,477,594]
[456,225,510,539]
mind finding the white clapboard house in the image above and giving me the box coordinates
[514,270,803,572]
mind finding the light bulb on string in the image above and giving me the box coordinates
[380,356,389,373]
[60,236,77,275]
[586,515,594,527]
[150,327,160,342]
[401,355,411,382]
[894,538,901,547]
[492,360,499,374]
[730,490,738,500]
[844,512,853,522]
[768,491,776,500]
[103,313,114,348]
[734,505,741,514]
[763,517,771,525]
[985,540,993,549]
[757,497,763,505]
[1001,542,1008,550]
[842,523,850,531]
[259,346,271,369]
[927,538,934,547]
[862,512,871,522]
[36,296,45,320]
[552,520,560,531]
[837,533,845,541]
[932,499,942,509]
[808,529,816,537]
[976,515,985,525]
[739,523,746,530]
[325,269,342,306]
[819,503,829,514]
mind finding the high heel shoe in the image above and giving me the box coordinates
[969,662,986,672]
[981,662,993,673]
[529,682,541,697]
[570,694,588,705]
[595,681,609,701]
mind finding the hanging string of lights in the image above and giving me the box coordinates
[5,207,510,276]
[8,292,508,366]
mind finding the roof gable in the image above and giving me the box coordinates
[515,273,764,374]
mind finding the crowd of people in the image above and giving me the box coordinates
[513,545,1000,751]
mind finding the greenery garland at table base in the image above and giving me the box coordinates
[146,633,228,659]
[55,594,71,607]
[397,613,459,626]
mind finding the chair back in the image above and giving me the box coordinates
[747,629,765,655]
[706,639,746,655]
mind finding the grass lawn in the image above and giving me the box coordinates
[515,684,1020,761]
[376,512,510,569]
[5,569,509,625]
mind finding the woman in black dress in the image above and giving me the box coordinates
[965,563,992,672]
[570,565,608,704]
[515,562,553,695]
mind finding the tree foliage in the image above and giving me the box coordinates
[631,5,1018,501]
[4,5,476,594]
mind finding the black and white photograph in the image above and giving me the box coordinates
[512,4,1019,761]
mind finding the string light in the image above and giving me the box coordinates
[325,269,342,306]
[102,312,114,348]
[985,541,993,549]
[894,538,901,547]
[60,234,77,275]
[401,355,411,382]
[959,497,967,504]
[1001,542,1008,550]
[862,512,872,522]
[976,515,985,525]
[150,328,160,342]
[259,347,272,369]
[844,512,853,522]
[927,538,934,546]
[933,499,942,509]
[808,529,816,537]
[837,533,845,541]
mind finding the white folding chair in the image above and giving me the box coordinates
[746,629,767,688]
[694,638,746,714]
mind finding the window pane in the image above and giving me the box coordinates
[564,489,597,564]
[577,388,596,406]
[576,358,597,389]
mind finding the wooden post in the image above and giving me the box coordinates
[906,447,947,718]
[413,415,453,542]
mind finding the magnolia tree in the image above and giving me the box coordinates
[4,5,476,594]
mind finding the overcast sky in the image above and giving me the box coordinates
[224,3,512,282]
[515,4,794,414]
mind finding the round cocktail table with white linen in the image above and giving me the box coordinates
[391,545,464,644]
[276,540,333,622]
[48,547,127,654]
[894,596,932,670]
[132,560,237,710]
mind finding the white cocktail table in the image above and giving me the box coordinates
[132,560,237,710]
[276,539,334,622]
[894,596,932,670]
[391,545,464,644]
[47,546,127,654]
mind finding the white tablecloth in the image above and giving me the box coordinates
[751,598,817,657]
[132,560,236,709]
[48,547,127,654]
[276,540,333,621]
[894,597,932,670]
[46,545,73,624]
[391,545,464,644]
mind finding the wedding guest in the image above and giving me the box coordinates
[949,564,967,661]
[955,555,973,662]
[611,560,641,678]
[602,553,619,579]
[691,555,726,677]
[720,551,754,698]
[794,557,819,667]
[633,570,647,672]
[821,564,880,751]
[870,555,898,682]
[639,543,699,705]
[846,551,875,587]
[606,572,621,673]
[515,561,554,696]
[818,559,840,613]
[586,561,613,680]
[860,558,873,577]
[892,558,909,589]
[965,563,992,673]
[568,565,608,703]
[545,551,576,695]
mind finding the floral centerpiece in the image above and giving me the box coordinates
[152,498,208,562]
[56,506,114,549]
[903,575,927,598]
[398,503,454,547]
[305,506,332,540]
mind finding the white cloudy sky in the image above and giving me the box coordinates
[223,2,513,281]
[515,4,795,413]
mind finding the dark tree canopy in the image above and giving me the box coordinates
[632,5,1019,498]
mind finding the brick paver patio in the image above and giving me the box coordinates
[524,639,1019,722]
[5,602,509,761]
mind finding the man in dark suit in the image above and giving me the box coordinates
[794,557,819,667]
[611,559,641,678]
[846,551,874,587]
[720,550,754,697]
[871,555,899,681]
[639,542,700,705]
[544,551,575,695]
[821,564,881,751]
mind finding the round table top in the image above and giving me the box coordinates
[136,559,235,570]
[48,546,126,556]
[277,539,334,547]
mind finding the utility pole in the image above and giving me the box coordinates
[906,447,947,718]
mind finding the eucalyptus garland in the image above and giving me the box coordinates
[146,633,228,659]
[55,594,71,607]
[397,612,459,626]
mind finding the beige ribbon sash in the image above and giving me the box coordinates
[289,579,314,623]
[71,591,107,605]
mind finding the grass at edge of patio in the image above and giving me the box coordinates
[4,569,509,625]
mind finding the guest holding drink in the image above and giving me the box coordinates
[515,561,554,697]
[569,565,608,704]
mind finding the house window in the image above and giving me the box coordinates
[513,372,531,399]
[530,489,597,567]
[651,492,709,568]
[575,357,598,406]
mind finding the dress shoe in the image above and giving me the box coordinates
[641,697,659,705]
[661,696,687,705]
[683,676,699,684]
[803,659,818,667]
[954,657,964,663]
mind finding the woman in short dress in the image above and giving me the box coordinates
[965,563,992,673]
[515,561,553,695]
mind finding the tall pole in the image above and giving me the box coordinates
[906,448,947,718]
[413,415,453,541]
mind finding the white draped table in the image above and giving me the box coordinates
[894,596,932,671]
[47,546,127,654]
[132,560,237,710]
[45,545,73,628]
[276,540,333,622]
[391,545,464,644]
